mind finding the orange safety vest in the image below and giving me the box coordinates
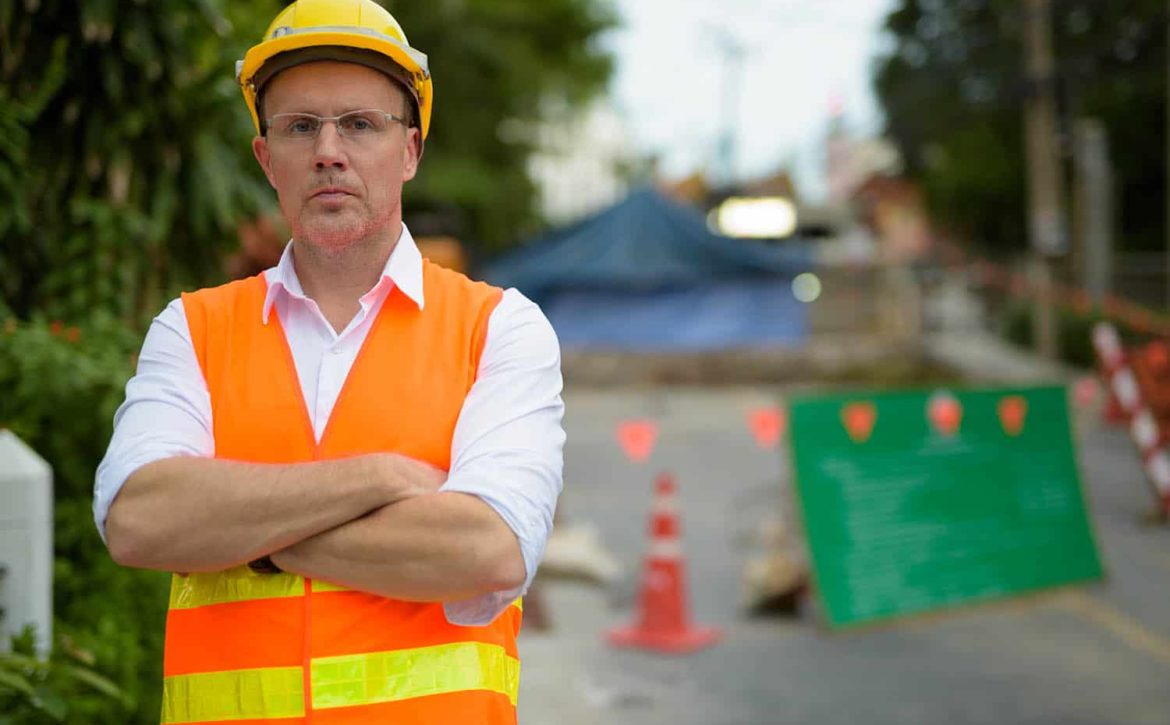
[161,262,520,724]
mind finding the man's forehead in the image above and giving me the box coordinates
[263,60,406,109]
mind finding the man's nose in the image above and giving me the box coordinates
[312,121,348,171]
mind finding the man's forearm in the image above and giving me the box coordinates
[271,491,527,602]
[105,454,439,573]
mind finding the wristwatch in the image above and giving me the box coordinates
[247,555,283,574]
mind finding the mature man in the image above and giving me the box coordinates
[94,1,564,722]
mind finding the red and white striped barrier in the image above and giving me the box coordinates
[1091,322,1170,513]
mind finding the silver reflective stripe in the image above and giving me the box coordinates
[266,25,430,77]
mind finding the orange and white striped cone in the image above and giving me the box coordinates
[606,472,721,654]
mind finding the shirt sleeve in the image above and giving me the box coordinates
[440,289,566,626]
[93,298,214,543]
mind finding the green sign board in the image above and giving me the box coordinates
[789,385,1103,630]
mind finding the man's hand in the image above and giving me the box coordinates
[396,455,448,494]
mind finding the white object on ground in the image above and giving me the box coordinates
[540,522,623,587]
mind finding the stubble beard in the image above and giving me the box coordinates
[291,198,397,258]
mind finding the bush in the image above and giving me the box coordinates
[0,628,128,724]
[0,314,169,722]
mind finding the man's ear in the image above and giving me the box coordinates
[252,136,277,189]
[402,127,422,183]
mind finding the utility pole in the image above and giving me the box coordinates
[713,28,745,188]
[1023,0,1066,359]
[1074,119,1113,305]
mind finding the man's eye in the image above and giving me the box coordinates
[287,117,316,135]
[343,115,376,132]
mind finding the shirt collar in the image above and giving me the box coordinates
[262,224,426,324]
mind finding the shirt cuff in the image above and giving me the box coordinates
[93,450,187,544]
[439,472,553,626]
[443,587,525,627]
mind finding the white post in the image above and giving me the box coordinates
[1075,119,1113,304]
[1023,0,1066,359]
[0,430,53,658]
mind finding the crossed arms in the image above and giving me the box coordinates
[105,453,525,601]
[96,291,564,612]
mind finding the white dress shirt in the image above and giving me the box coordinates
[94,226,565,626]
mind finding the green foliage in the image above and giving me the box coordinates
[0,315,170,722]
[389,0,616,248]
[0,0,279,323]
[0,0,616,324]
[874,0,1167,253]
[0,628,129,724]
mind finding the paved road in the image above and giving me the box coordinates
[518,385,1170,725]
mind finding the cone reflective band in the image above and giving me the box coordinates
[607,473,721,654]
[648,477,681,558]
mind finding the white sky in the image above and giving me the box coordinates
[605,0,898,201]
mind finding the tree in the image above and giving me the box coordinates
[0,1,282,323]
[390,0,616,251]
[873,0,1167,256]
[0,0,615,324]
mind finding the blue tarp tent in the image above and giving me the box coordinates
[482,188,814,351]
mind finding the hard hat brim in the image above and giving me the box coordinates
[239,29,432,139]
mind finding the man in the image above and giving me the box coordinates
[93,1,564,722]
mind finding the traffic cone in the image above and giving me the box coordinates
[607,473,721,654]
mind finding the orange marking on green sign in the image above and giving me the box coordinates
[841,402,877,443]
[928,391,963,437]
[998,395,1028,437]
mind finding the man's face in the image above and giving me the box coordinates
[252,61,422,253]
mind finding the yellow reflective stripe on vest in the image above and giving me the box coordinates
[161,666,304,723]
[174,572,521,615]
[311,580,523,615]
[312,641,520,709]
[169,567,304,610]
[311,578,349,593]
[161,644,518,721]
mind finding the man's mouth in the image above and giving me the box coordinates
[311,187,354,201]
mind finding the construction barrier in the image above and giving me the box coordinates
[789,385,1104,629]
[1091,322,1170,515]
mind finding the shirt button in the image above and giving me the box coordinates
[331,346,344,355]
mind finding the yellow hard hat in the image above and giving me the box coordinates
[236,0,433,140]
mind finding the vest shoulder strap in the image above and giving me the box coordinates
[181,275,268,388]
